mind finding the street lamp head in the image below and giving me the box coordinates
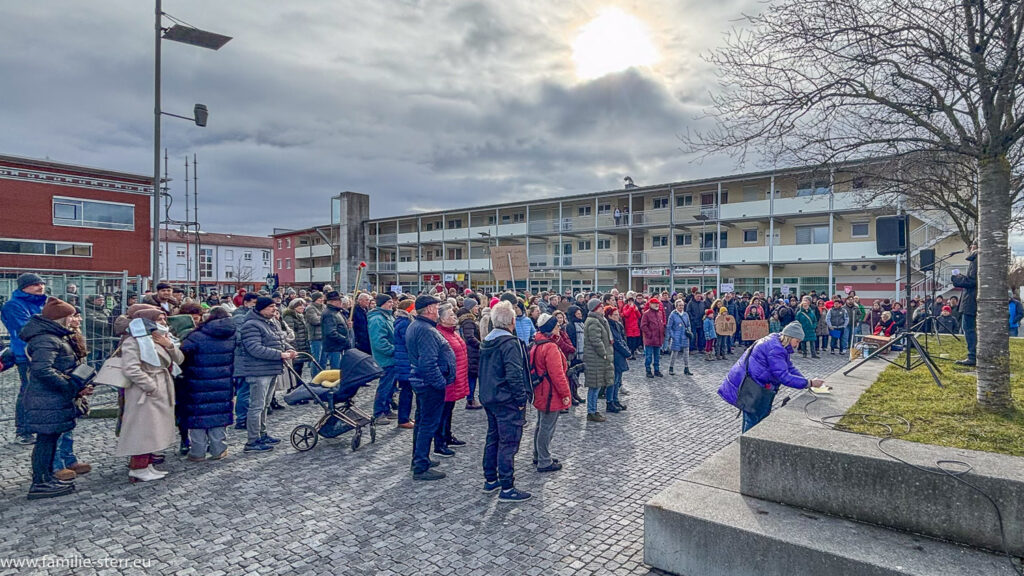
[162,24,232,50]
[193,104,208,127]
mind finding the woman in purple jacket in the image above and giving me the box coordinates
[718,322,825,432]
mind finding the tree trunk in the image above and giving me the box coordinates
[976,155,1013,411]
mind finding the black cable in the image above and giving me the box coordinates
[803,392,1024,574]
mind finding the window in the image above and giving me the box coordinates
[176,247,186,258]
[200,248,213,278]
[225,266,234,279]
[276,259,282,269]
[299,236,309,246]
[285,258,292,270]
[488,215,496,225]
[176,264,186,278]
[425,222,434,231]
[796,179,831,196]
[226,249,234,259]
[851,222,869,238]
[501,215,510,224]
[448,219,462,229]
[597,239,611,250]
[578,206,592,216]
[700,192,715,206]
[743,228,758,243]
[653,197,669,209]
[244,251,252,261]
[447,248,463,259]
[796,225,830,245]
[578,240,592,251]
[513,213,525,223]
[852,176,867,189]
[652,236,668,248]
[52,197,134,230]
[286,238,291,248]
[262,250,270,262]
[434,249,442,258]
[597,203,612,214]
[676,195,693,207]
[675,233,692,246]
[0,238,91,257]
[277,239,282,249]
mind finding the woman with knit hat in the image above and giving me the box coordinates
[530,313,572,472]
[116,305,183,482]
[20,298,94,499]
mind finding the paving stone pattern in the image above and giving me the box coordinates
[0,351,851,575]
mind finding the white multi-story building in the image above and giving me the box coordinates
[159,229,273,294]
[359,162,969,303]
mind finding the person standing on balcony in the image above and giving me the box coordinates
[951,242,978,365]
[614,207,622,227]
[2,273,49,445]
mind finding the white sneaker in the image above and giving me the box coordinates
[146,464,169,477]
[129,467,166,482]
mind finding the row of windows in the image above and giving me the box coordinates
[52,197,134,231]
[0,238,92,257]
[174,248,270,262]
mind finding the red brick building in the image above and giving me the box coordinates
[0,154,151,276]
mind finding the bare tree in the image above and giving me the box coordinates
[1009,256,1024,291]
[692,0,1023,410]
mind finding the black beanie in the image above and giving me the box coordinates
[255,296,275,312]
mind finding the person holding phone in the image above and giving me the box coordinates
[951,242,978,366]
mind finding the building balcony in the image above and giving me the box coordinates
[294,246,311,259]
[773,243,829,261]
[832,240,883,260]
[445,228,470,241]
[397,232,418,244]
[470,225,497,239]
[420,229,444,243]
[774,194,830,216]
[310,244,331,258]
[396,261,418,273]
[496,223,528,236]
[719,245,769,264]
[377,262,397,272]
[719,199,770,220]
[376,233,397,245]
[469,258,490,271]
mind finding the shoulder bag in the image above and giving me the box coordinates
[93,344,132,389]
[735,341,772,414]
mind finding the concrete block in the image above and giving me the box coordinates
[644,477,1016,576]
[740,361,1024,556]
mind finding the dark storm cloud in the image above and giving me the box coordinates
[0,1,755,235]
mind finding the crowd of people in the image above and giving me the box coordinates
[0,246,1013,501]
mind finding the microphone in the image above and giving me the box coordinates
[944,249,965,257]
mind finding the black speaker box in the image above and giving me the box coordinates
[919,248,935,272]
[876,215,908,256]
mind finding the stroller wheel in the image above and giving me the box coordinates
[351,428,362,451]
[369,423,377,444]
[291,425,318,452]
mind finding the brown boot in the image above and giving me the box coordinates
[69,462,91,475]
[53,468,77,481]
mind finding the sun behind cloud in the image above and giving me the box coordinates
[572,7,658,80]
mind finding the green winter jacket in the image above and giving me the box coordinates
[367,307,396,368]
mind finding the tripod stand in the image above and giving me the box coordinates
[845,217,943,388]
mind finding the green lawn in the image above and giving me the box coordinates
[839,337,1024,457]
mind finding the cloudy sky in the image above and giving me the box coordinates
[1,1,761,236]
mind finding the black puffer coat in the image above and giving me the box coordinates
[282,308,311,354]
[179,316,236,429]
[458,310,480,378]
[21,316,86,435]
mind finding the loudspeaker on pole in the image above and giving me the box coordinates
[876,215,908,256]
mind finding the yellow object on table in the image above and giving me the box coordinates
[312,370,342,388]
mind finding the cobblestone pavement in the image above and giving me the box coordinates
[0,350,852,576]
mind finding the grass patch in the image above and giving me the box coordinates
[839,337,1024,457]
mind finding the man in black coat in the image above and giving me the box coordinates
[322,291,352,370]
[406,295,455,481]
[353,293,372,354]
[951,242,978,366]
[478,300,533,502]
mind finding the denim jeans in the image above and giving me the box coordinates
[644,345,661,373]
[234,378,250,423]
[397,380,414,424]
[411,386,445,473]
[52,430,76,471]
[15,362,30,436]
[309,340,323,377]
[607,371,622,406]
[482,403,525,489]
[1012,326,1020,338]
[436,400,456,448]
[468,375,478,402]
[741,388,778,432]
[373,366,398,419]
[188,427,227,458]
[587,387,600,414]
[962,313,977,361]
[715,336,728,356]
[245,375,277,444]
[327,351,343,371]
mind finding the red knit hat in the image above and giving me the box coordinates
[825,301,834,310]
[705,309,714,316]
[942,305,952,313]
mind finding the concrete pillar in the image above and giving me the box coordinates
[333,191,370,293]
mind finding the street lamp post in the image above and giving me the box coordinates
[151,0,231,286]
[694,214,709,291]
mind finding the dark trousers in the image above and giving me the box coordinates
[16,362,30,436]
[411,387,445,474]
[397,380,414,424]
[482,403,525,489]
[31,432,61,484]
[692,324,705,352]
[627,336,643,356]
[962,313,977,361]
[741,388,778,433]
[437,400,456,448]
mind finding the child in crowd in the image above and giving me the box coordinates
[769,312,781,334]
[703,309,717,361]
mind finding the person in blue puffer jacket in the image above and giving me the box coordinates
[406,295,456,481]
[1,273,49,445]
[718,322,825,432]
[392,299,416,428]
[179,307,236,461]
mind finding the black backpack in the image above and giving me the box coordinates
[527,340,556,388]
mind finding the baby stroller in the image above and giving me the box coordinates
[283,350,383,452]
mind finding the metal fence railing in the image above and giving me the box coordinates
[1,269,142,422]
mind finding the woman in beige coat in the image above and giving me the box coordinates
[116,308,183,482]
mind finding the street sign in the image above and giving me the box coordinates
[720,282,735,293]
[444,274,455,282]
[390,285,403,294]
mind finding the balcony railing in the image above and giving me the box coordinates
[700,248,718,262]
[377,262,397,272]
[700,205,719,219]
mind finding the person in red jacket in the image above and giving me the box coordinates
[232,288,246,308]
[551,310,584,406]
[621,295,642,359]
[640,299,667,377]
[437,304,469,455]
[530,316,571,473]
